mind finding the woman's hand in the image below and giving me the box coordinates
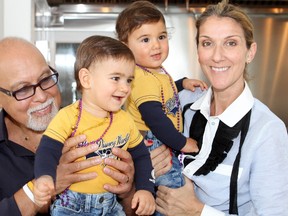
[55,134,101,194]
[156,176,204,216]
[150,145,172,178]
[102,147,135,198]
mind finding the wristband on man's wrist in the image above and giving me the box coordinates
[23,181,35,203]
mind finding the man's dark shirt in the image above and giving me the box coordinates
[0,110,48,215]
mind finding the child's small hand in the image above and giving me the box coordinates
[183,78,208,91]
[34,175,55,207]
[131,190,155,215]
[181,138,199,153]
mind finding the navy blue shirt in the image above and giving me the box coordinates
[138,78,187,151]
[0,110,48,215]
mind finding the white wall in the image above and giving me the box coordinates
[1,0,34,41]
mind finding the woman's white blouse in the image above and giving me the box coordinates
[179,84,288,216]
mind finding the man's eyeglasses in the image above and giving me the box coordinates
[0,66,59,101]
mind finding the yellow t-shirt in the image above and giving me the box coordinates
[125,66,183,132]
[44,101,142,194]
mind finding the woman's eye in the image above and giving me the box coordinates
[226,41,237,46]
[202,41,212,47]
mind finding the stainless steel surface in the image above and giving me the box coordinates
[46,0,288,7]
[34,3,288,127]
[248,14,288,126]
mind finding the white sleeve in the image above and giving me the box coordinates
[201,205,225,216]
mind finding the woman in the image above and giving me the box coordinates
[154,0,288,215]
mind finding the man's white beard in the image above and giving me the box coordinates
[26,98,58,131]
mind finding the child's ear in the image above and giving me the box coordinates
[79,68,91,89]
[121,41,128,46]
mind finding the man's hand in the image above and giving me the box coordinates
[103,147,135,198]
[55,135,101,194]
[150,145,172,178]
[55,135,135,199]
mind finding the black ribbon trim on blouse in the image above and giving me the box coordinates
[183,110,250,176]
[183,109,251,214]
[229,110,251,214]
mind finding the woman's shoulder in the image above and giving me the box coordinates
[250,98,287,139]
[252,99,285,126]
[179,88,207,108]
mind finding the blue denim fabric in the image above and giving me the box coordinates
[145,131,185,216]
[50,190,125,216]
[144,131,184,188]
[146,131,184,188]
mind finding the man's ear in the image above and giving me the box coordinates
[79,68,91,89]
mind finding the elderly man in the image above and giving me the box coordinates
[0,37,135,215]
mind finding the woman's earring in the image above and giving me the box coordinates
[246,57,250,64]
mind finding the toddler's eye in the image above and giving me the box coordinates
[159,35,167,40]
[142,38,149,43]
[112,77,120,81]
[127,78,133,84]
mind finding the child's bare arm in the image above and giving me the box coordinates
[183,78,208,91]
[34,175,55,207]
[181,138,199,153]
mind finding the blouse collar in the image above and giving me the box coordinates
[191,81,254,127]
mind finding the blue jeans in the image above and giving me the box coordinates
[145,131,185,216]
[50,190,125,216]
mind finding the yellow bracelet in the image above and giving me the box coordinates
[23,182,35,203]
[27,181,34,191]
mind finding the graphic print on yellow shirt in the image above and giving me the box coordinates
[44,101,143,194]
[125,66,183,132]
[85,133,130,159]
